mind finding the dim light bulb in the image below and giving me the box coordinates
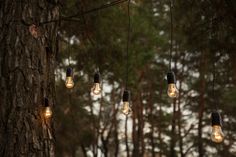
[121,101,132,115]
[91,73,101,95]
[121,90,132,115]
[65,67,74,88]
[211,125,224,143]
[167,71,179,98]
[65,76,74,88]
[91,83,101,95]
[211,112,224,143]
[167,83,179,98]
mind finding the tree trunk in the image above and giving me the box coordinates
[0,0,59,156]
[198,51,207,157]
[170,99,177,157]
[125,116,130,157]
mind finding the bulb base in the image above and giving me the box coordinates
[94,73,100,83]
[66,67,73,77]
[123,90,130,102]
[167,71,176,84]
[44,98,49,107]
[212,112,222,126]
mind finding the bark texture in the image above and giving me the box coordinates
[0,0,59,156]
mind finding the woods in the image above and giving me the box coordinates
[0,0,236,157]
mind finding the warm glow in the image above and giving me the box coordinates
[167,83,179,98]
[65,76,74,88]
[91,83,101,95]
[121,101,132,115]
[211,125,224,143]
[45,107,52,118]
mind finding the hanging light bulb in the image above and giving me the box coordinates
[91,73,101,95]
[121,90,132,115]
[211,112,224,143]
[44,98,52,118]
[65,67,74,88]
[167,71,179,98]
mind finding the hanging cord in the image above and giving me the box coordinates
[67,37,71,66]
[169,0,173,71]
[212,54,218,111]
[125,0,131,90]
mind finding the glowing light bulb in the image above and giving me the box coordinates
[91,73,101,95]
[44,98,52,118]
[121,101,132,115]
[211,112,224,143]
[65,76,74,88]
[211,125,224,143]
[45,106,52,118]
[167,71,179,98]
[65,67,74,89]
[167,83,179,98]
[121,90,132,115]
[91,83,101,95]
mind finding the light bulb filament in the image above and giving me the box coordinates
[91,83,101,95]
[121,102,132,115]
[65,76,74,88]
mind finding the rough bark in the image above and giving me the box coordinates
[0,0,59,156]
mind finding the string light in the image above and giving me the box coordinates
[210,52,224,143]
[121,90,132,115]
[211,112,224,143]
[91,72,102,95]
[65,67,74,89]
[120,0,132,115]
[44,98,52,118]
[166,0,179,98]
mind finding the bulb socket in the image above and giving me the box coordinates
[212,112,222,126]
[123,90,130,102]
[44,98,49,107]
[167,71,176,84]
[66,67,73,77]
[94,73,100,83]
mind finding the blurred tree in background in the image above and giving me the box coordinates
[55,0,236,157]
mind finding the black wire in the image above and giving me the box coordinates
[125,0,131,90]
[212,54,218,111]
[169,0,173,71]
[67,37,71,66]
[39,0,128,25]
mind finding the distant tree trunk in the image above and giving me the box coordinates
[158,82,164,157]
[81,144,88,157]
[114,118,119,157]
[170,99,177,157]
[139,92,145,157]
[0,0,59,156]
[170,54,178,157]
[125,116,130,157]
[132,98,139,157]
[148,89,155,157]
[177,48,185,157]
[198,51,207,157]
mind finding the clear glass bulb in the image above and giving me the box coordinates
[211,125,224,143]
[91,83,101,95]
[65,76,74,88]
[167,83,179,98]
[121,101,132,115]
[45,106,52,118]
